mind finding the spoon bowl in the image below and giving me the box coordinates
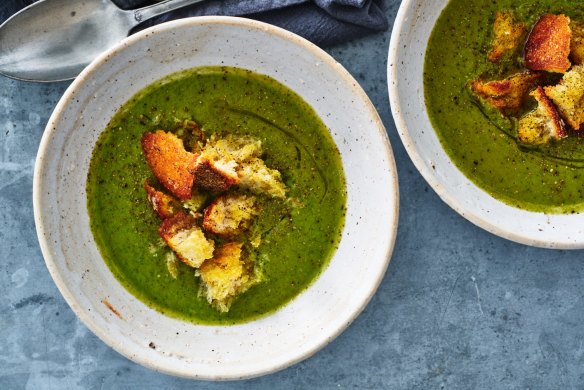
[0,0,204,82]
[0,0,131,82]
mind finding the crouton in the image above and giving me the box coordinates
[238,158,286,198]
[191,134,258,192]
[572,22,584,65]
[470,71,544,115]
[141,130,198,200]
[488,11,526,62]
[192,157,240,192]
[203,194,259,237]
[517,87,567,145]
[524,14,572,73]
[192,134,286,197]
[159,211,214,268]
[197,242,256,312]
[182,192,208,215]
[544,64,584,130]
[144,180,180,219]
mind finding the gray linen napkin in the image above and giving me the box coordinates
[1,0,387,47]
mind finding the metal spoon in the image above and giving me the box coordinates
[0,0,206,82]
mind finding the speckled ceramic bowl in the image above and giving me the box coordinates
[33,17,399,379]
[388,0,584,249]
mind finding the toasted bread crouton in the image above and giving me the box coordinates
[544,65,584,130]
[144,180,180,219]
[182,192,208,215]
[192,157,240,192]
[192,134,286,197]
[518,87,567,145]
[197,242,256,312]
[203,194,259,237]
[488,11,526,62]
[525,14,572,73]
[571,22,584,65]
[142,130,198,200]
[191,134,260,192]
[470,71,544,115]
[159,211,214,268]
[238,158,286,198]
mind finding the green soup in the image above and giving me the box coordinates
[425,0,584,213]
[87,67,346,325]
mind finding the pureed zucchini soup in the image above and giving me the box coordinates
[87,67,346,325]
[425,0,584,213]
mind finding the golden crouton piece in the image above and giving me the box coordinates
[545,64,584,130]
[197,242,256,312]
[238,158,286,198]
[144,180,180,219]
[524,14,572,73]
[470,71,544,115]
[159,211,214,268]
[203,194,259,237]
[488,11,526,62]
[192,134,257,192]
[182,192,209,215]
[142,130,198,200]
[518,87,567,145]
[192,134,285,197]
[193,157,240,192]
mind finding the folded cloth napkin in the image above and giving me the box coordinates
[1,0,387,47]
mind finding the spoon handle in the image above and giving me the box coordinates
[133,0,208,24]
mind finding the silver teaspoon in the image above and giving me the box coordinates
[0,0,206,82]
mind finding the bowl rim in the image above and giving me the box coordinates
[33,15,400,379]
[387,0,583,250]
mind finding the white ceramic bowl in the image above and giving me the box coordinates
[388,0,584,249]
[34,17,399,379]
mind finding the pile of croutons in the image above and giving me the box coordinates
[141,122,286,312]
[470,12,584,145]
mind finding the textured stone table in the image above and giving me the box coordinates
[2,1,584,389]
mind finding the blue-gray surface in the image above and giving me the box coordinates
[2,1,584,389]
